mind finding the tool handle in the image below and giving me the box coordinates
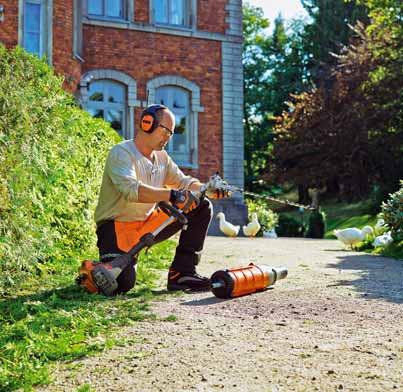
[157,201,188,226]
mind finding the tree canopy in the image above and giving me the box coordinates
[243,0,402,201]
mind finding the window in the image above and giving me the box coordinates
[147,75,203,168]
[80,70,139,139]
[86,0,125,19]
[155,86,192,164]
[87,80,126,137]
[153,0,191,27]
[22,0,51,58]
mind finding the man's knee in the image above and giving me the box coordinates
[115,263,137,294]
[195,197,213,219]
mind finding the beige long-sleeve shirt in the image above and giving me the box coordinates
[94,139,198,224]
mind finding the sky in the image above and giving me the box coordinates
[245,0,308,29]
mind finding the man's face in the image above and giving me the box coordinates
[152,110,175,151]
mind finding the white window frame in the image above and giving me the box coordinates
[151,0,195,29]
[83,0,129,22]
[146,76,204,169]
[80,70,141,139]
[19,0,53,62]
[73,0,84,61]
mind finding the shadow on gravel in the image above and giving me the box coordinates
[326,254,403,304]
[180,296,229,306]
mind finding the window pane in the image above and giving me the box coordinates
[173,115,187,152]
[24,2,41,55]
[24,33,40,54]
[88,81,104,101]
[87,108,104,119]
[155,88,169,106]
[106,0,123,18]
[25,2,41,32]
[88,0,103,15]
[170,0,184,25]
[106,81,125,103]
[154,0,168,23]
[172,89,187,110]
[106,110,123,133]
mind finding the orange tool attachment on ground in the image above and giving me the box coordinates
[210,263,288,298]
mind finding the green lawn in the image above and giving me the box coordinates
[320,199,378,238]
[274,198,378,238]
[0,241,176,391]
[273,197,402,259]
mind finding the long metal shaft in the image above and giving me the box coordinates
[236,188,314,210]
[201,173,314,210]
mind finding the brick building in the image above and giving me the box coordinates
[0,0,247,232]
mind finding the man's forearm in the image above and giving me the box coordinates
[137,184,171,203]
[137,181,203,203]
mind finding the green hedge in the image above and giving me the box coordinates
[0,46,120,294]
[380,180,403,241]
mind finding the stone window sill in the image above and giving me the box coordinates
[85,15,129,24]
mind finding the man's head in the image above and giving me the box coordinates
[139,104,175,151]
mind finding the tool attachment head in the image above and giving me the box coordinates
[210,263,288,299]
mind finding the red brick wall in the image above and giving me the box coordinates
[82,25,222,179]
[52,0,82,92]
[0,1,19,48]
[198,0,227,34]
[134,0,149,23]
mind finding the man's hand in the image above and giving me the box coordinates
[170,190,200,213]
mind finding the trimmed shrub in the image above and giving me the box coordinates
[276,215,304,237]
[380,180,403,241]
[0,45,120,294]
[305,209,327,238]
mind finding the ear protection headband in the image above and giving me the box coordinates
[140,104,168,133]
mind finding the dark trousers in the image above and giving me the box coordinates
[96,198,213,293]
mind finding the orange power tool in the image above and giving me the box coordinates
[76,202,188,296]
[210,263,288,298]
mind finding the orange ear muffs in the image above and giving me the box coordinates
[140,114,155,132]
[139,104,168,133]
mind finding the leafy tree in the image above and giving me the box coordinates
[301,0,369,83]
[267,16,402,201]
[243,4,272,189]
[243,5,306,190]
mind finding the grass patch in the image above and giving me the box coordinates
[320,199,377,238]
[0,240,175,391]
[276,197,402,259]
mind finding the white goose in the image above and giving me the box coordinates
[263,228,278,238]
[216,212,240,237]
[373,231,393,248]
[242,212,261,237]
[333,226,374,250]
[374,218,387,236]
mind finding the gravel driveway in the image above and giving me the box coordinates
[39,237,403,392]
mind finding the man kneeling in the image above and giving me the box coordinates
[94,104,228,294]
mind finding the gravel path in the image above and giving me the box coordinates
[38,237,403,392]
